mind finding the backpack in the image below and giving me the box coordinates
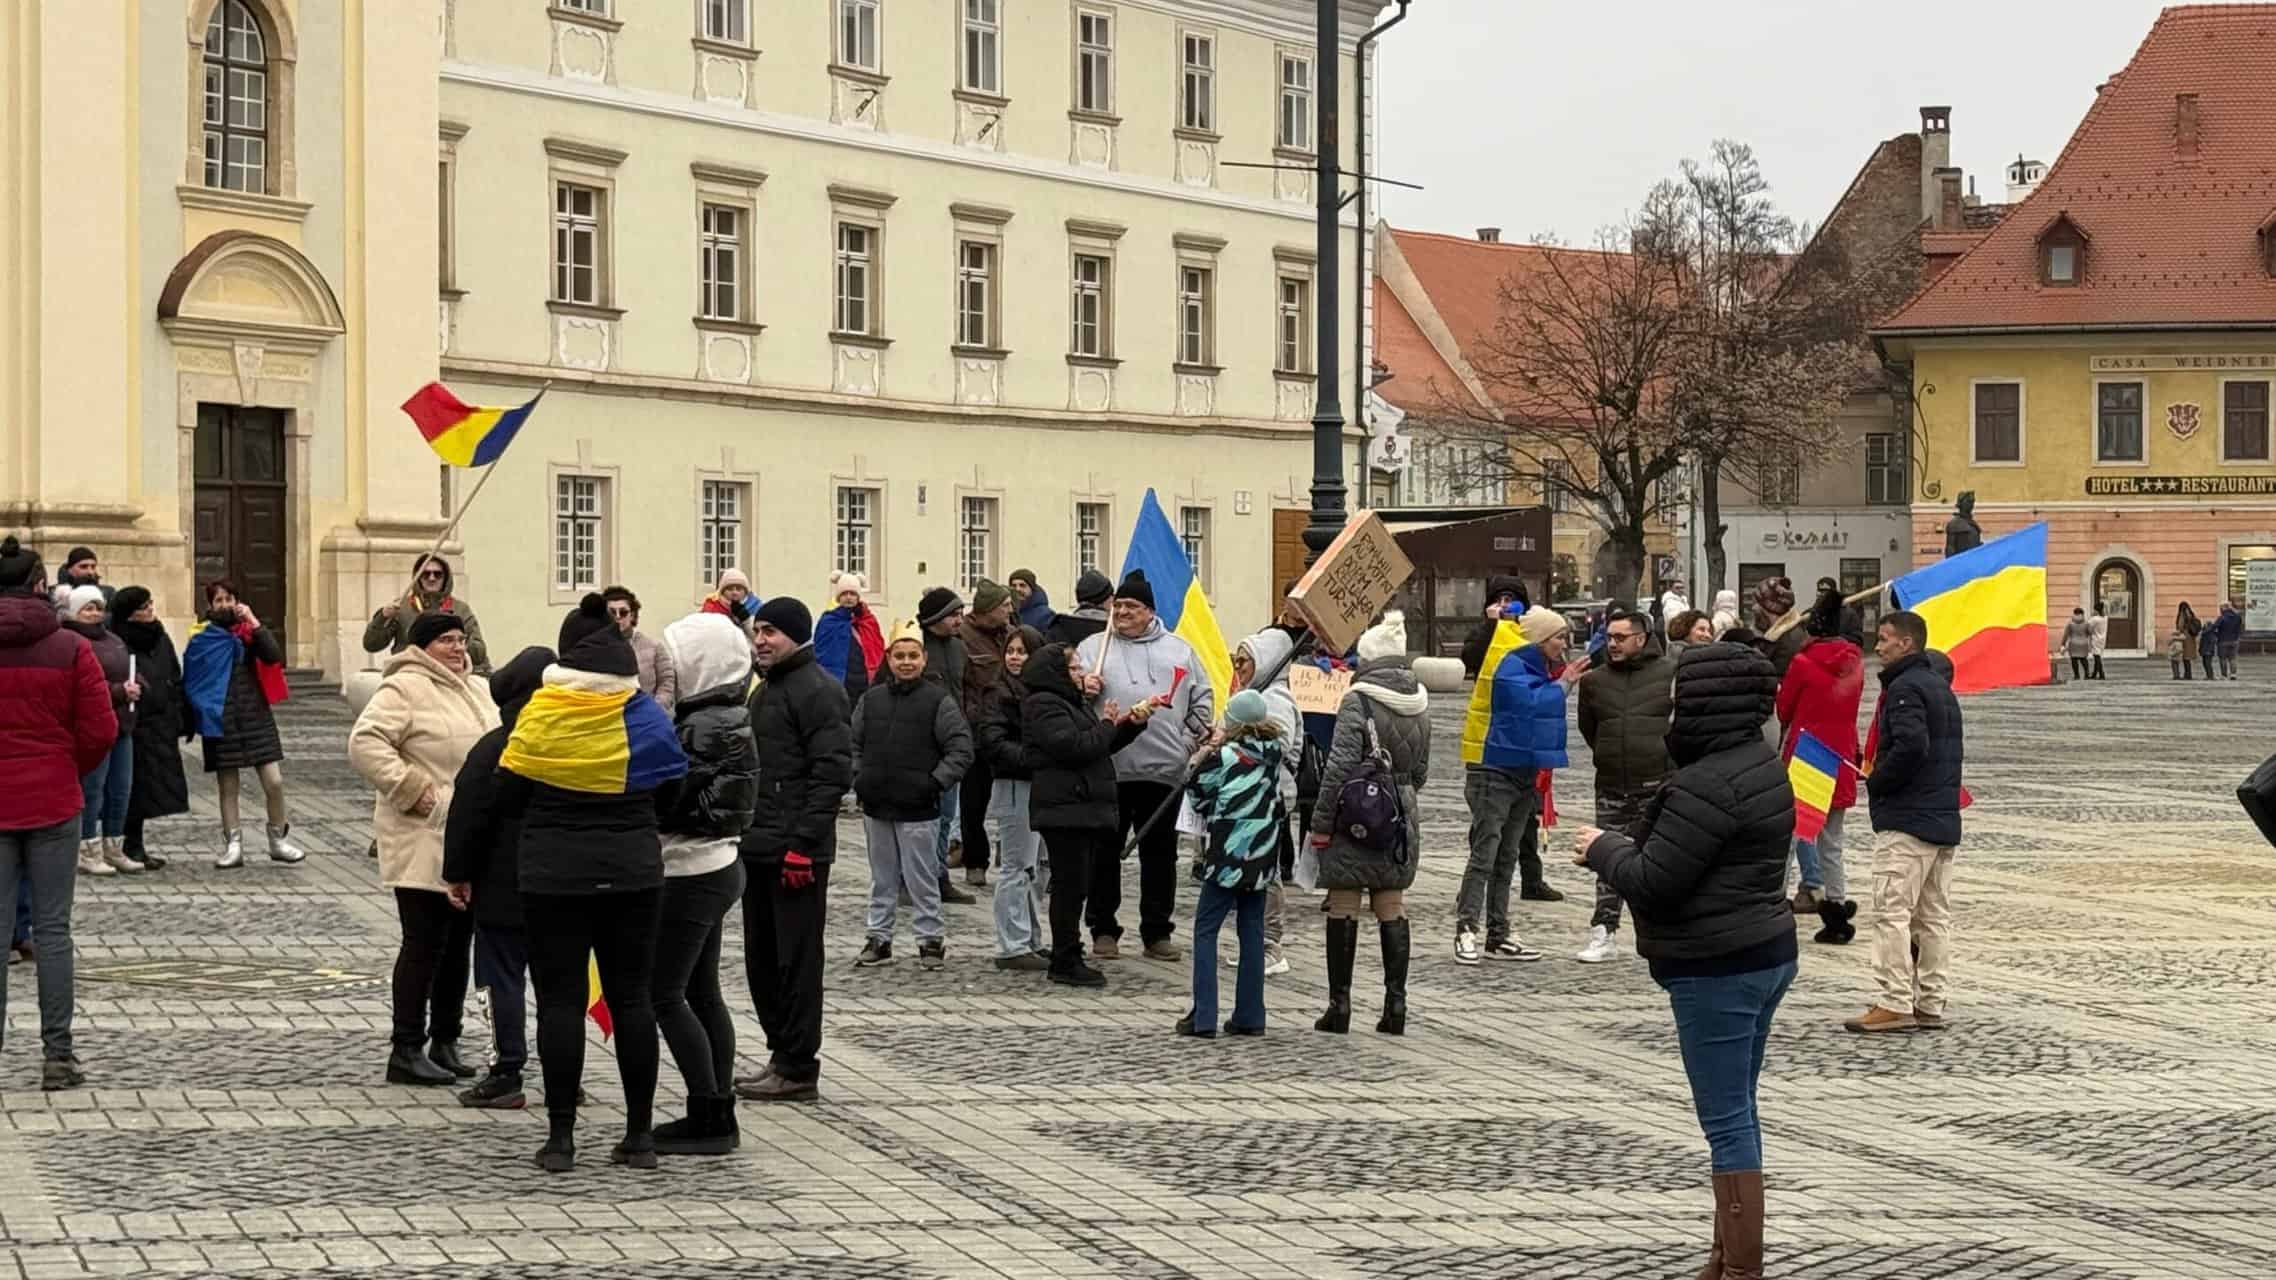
[1332,712,1407,861]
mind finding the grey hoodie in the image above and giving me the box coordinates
[1076,617,1213,785]
[1236,628,1301,801]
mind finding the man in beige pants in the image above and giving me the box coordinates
[1845,611,1965,1033]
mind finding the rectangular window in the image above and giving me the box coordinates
[702,0,748,43]
[1071,253,1109,356]
[837,0,879,70]
[959,496,998,589]
[956,240,996,347]
[552,182,603,305]
[1178,265,1214,365]
[834,485,878,581]
[1757,456,1801,506]
[439,465,454,519]
[1973,381,2022,463]
[1276,275,1311,373]
[699,480,748,588]
[558,0,609,12]
[552,475,606,593]
[962,0,1001,95]
[2046,243,2078,284]
[1076,502,1108,575]
[438,160,454,290]
[1180,33,1214,132]
[1075,10,1113,113]
[698,203,745,322]
[1278,53,1313,151]
[834,222,875,335]
[1864,432,1905,505]
[2224,380,2272,462]
[1541,459,1576,514]
[1738,562,1787,607]
[2096,381,2144,463]
[1179,506,1211,588]
[2230,544,2276,632]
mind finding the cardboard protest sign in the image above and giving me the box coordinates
[1288,664,1354,715]
[1286,511,1416,655]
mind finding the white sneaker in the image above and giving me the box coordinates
[266,825,307,864]
[99,838,142,875]
[215,831,245,870]
[1262,950,1291,978]
[77,841,116,877]
[1454,928,1482,966]
[1575,925,1618,964]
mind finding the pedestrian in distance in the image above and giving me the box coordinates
[1043,570,1112,650]
[957,580,1017,887]
[851,620,975,972]
[1665,609,1713,665]
[2197,617,2220,686]
[1456,605,1573,966]
[349,611,499,1089]
[57,586,143,877]
[735,596,853,1105]
[363,554,491,675]
[2173,602,2203,679]
[975,624,1051,971]
[182,579,307,869]
[2087,601,2108,679]
[0,536,118,1091]
[1575,641,1798,1280]
[814,571,884,706]
[1231,628,1302,978]
[915,586,977,904]
[702,568,758,628]
[1711,589,1743,639]
[109,588,186,870]
[1308,612,1428,1034]
[1176,688,1285,1039]
[649,612,760,1155]
[1460,575,1529,679]
[1778,587,1866,945]
[604,586,677,715]
[1022,641,1152,987]
[2167,621,2189,680]
[2216,601,2244,679]
[1846,610,1965,1034]
[1574,606,1670,964]
[1008,568,1056,632]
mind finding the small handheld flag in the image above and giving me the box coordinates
[1120,491,1234,706]
[401,381,543,467]
[586,953,613,1040]
[1788,729,1843,843]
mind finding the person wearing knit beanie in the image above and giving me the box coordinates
[408,611,467,650]
[754,596,814,647]
[1073,570,1112,606]
[0,535,42,590]
[970,579,1012,619]
[829,571,868,606]
[1112,570,1156,613]
[57,585,106,622]
[917,587,965,629]
[1356,612,1408,664]
[1517,605,1571,647]
[557,594,637,675]
[1752,576,1796,630]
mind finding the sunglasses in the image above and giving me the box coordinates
[420,570,444,579]
[608,607,634,619]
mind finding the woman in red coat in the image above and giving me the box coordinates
[1774,587,1863,943]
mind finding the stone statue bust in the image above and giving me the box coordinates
[1943,491,1982,558]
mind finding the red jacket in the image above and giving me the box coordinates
[0,592,119,831]
[1775,636,1863,811]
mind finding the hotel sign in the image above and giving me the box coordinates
[2089,354,2276,372]
[2086,475,2276,497]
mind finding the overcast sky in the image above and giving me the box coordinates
[1374,0,2179,244]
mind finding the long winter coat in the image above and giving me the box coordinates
[1774,636,1863,811]
[1309,657,1430,891]
[1866,650,1964,848]
[350,644,501,892]
[0,591,116,831]
[116,619,190,821]
[1023,643,1145,830]
[1582,642,1797,975]
[959,617,1012,724]
[1577,650,1673,796]
[2061,617,2095,657]
[198,623,285,772]
[740,644,853,866]
[629,629,679,714]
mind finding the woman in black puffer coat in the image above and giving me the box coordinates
[110,588,186,869]
[1021,642,1147,989]
[1576,641,1795,1280]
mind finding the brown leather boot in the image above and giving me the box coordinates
[1714,1169,1764,1279]
[1694,1177,1724,1279]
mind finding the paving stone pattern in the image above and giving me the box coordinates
[0,660,2270,1277]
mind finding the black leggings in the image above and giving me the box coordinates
[524,888,663,1136]
[392,888,473,1049]
[652,861,744,1101]
[959,756,995,867]
[1038,826,1111,973]
[2070,656,2090,681]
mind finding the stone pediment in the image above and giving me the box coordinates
[158,230,345,350]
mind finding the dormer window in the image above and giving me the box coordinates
[2047,244,2078,283]
[2035,211,2089,287]
[2259,211,2276,278]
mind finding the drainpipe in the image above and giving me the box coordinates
[1353,0,1409,509]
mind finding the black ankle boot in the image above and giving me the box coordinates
[387,1043,456,1087]
[1314,917,1358,1033]
[1376,918,1411,1035]
[428,1039,477,1079]
[535,1109,576,1173]
[654,1095,738,1156]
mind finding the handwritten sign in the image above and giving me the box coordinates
[1288,665,1354,715]
[1286,511,1417,655]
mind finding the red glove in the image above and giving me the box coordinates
[1310,834,1330,850]
[781,851,815,890]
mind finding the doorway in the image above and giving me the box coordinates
[192,404,289,627]
[1272,508,1309,620]
[2094,559,2141,651]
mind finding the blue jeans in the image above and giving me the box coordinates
[1660,960,1796,1172]
[13,880,30,947]
[933,786,961,876]
[1190,882,1266,1032]
[0,817,81,1059]
[79,737,133,840]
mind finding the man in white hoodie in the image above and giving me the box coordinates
[1075,570,1213,961]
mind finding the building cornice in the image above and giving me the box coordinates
[1117,0,1387,55]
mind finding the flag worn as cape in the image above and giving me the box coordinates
[814,603,884,684]
[1460,619,1529,766]
[500,679,688,794]
[179,620,287,738]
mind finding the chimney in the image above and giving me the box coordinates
[1936,167,1963,232]
[1476,227,1501,244]
[2176,92,2201,158]
[1919,106,1952,224]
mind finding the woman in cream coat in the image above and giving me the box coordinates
[350,611,499,1088]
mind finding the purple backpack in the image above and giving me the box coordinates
[1333,714,1408,861]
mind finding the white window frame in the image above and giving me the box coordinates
[835,484,881,587]
[1177,264,1215,367]
[1756,455,1801,506]
[698,477,753,590]
[697,202,749,323]
[2220,377,2275,465]
[958,494,999,590]
[2091,377,2148,467]
[960,0,1002,97]
[559,0,611,12]
[1276,51,1313,153]
[1073,7,1114,115]
[1275,273,1312,374]
[1541,459,1577,515]
[1178,30,1215,134]
[1969,378,2027,468]
[202,0,270,194]
[551,471,612,600]
[837,0,880,72]
[956,240,998,348]
[1075,500,1111,579]
[1864,432,1905,505]
[835,222,878,336]
[1071,253,1111,357]
[552,181,605,306]
[1178,504,1213,592]
[700,0,749,44]
[438,122,467,293]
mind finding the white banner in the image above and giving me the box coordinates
[2246,558,2276,632]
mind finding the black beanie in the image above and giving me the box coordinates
[754,595,814,645]
[917,586,965,628]
[488,645,555,727]
[1114,569,1155,611]
[409,610,467,649]
[109,585,151,626]
[558,594,637,674]
[1806,586,1845,639]
[64,546,97,573]
[1073,569,1112,606]
[0,536,42,590]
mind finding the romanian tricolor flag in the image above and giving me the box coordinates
[180,620,287,738]
[401,381,543,467]
[1121,490,1234,706]
[1788,728,1843,842]
[500,678,688,795]
[1460,620,1527,765]
[587,953,613,1040]
[1887,522,2049,694]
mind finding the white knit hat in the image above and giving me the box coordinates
[58,584,105,618]
[829,570,867,598]
[1518,605,1571,645]
[1356,611,1407,662]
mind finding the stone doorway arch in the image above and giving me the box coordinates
[2082,547,2153,657]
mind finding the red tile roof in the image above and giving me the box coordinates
[1376,228,1631,415]
[1371,275,1470,415]
[1878,5,2276,333]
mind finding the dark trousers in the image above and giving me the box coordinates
[2070,655,2090,681]
[121,815,147,857]
[1590,787,1653,931]
[1039,826,1111,973]
[1101,780,1180,945]
[654,860,744,1101]
[741,858,830,1085]
[958,756,995,869]
[12,879,29,948]
[472,923,529,1075]
[391,887,473,1050]
[2091,654,2105,679]
[525,888,663,1132]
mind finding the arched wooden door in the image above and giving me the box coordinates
[2094,559,2142,651]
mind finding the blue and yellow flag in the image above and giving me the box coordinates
[1460,620,1528,766]
[1122,489,1234,706]
[180,623,239,739]
[500,682,687,794]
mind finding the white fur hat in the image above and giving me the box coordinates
[1356,611,1407,662]
[829,570,868,598]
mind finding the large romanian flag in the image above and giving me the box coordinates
[500,681,688,795]
[1887,522,2049,694]
[400,381,543,467]
[1121,490,1234,706]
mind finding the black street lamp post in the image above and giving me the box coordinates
[1302,0,1347,564]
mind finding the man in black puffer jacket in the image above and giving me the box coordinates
[850,621,974,971]
[1575,641,1796,1280]
[1573,607,1672,962]
[1848,610,1964,1036]
[736,598,852,1103]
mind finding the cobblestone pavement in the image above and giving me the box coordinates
[2,659,2271,1278]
